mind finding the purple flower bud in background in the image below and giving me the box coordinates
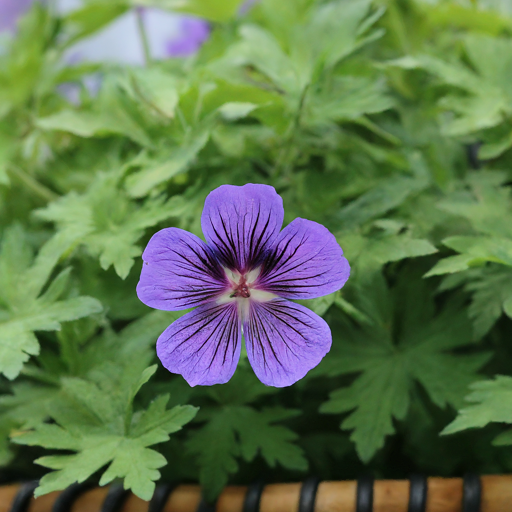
[165,16,210,57]
[239,0,259,15]
[0,0,33,32]
[57,83,81,105]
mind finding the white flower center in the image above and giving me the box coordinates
[217,266,277,320]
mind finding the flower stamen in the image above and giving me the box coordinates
[219,267,276,308]
[230,275,251,298]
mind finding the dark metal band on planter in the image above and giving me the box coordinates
[356,476,374,512]
[407,475,427,512]
[52,482,93,512]
[101,484,130,512]
[196,498,217,512]
[9,481,39,512]
[463,473,481,512]
[149,483,179,512]
[298,477,320,512]
[243,481,265,512]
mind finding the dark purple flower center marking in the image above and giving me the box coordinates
[231,274,250,298]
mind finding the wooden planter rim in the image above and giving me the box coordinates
[1,475,511,512]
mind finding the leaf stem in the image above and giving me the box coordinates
[124,403,133,436]
[272,84,309,179]
[135,8,152,66]
[8,165,59,203]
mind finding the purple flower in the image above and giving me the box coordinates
[165,16,210,57]
[137,184,350,387]
[0,0,33,32]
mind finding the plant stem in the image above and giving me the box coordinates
[9,165,59,203]
[272,84,309,179]
[135,8,152,66]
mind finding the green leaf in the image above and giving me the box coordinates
[134,0,244,22]
[479,130,512,159]
[439,266,512,340]
[0,130,14,186]
[339,229,437,280]
[130,68,180,119]
[0,3,53,114]
[218,102,259,121]
[125,129,210,198]
[118,309,189,355]
[226,0,386,104]
[442,376,512,439]
[0,227,102,380]
[437,173,512,236]
[37,109,151,147]
[426,173,512,335]
[37,111,111,137]
[466,267,512,338]
[425,236,512,277]
[36,77,152,147]
[391,35,512,138]
[206,366,278,407]
[0,416,15,466]
[35,171,186,278]
[187,406,307,501]
[233,24,307,98]
[319,271,488,461]
[320,358,409,462]
[62,1,129,44]
[307,76,394,126]
[0,381,60,428]
[305,0,385,69]
[14,369,198,500]
[297,292,337,317]
[333,296,374,325]
[335,152,430,228]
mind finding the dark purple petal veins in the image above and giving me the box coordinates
[137,227,227,311]
[257,218,350,299]
[243,299,331,387]
[201,184,284,273]
[157,301,241,386]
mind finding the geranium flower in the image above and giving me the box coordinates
[137,184,350,387]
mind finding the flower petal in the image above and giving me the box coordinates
[137,227,227,311]
[257,218,350,299]
[201,184,284,273]
[244,299,331,387]
[157,301,241,386]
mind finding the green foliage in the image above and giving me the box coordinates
[319,271,489,461]
[188,405,307,501]
[14,365,198,499]
[0,227,102,380]
[2,0,512,501]
[35,170,186,278]
[391,35,512,157]
[442,376,512,446]
[427,173,512,336]
[184,368,307,500]
[135,0,245,22]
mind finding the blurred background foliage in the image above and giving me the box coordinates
[2,0,512,502]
